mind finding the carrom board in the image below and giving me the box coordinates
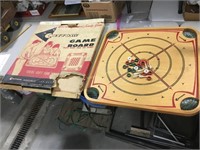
[84,27,200,116]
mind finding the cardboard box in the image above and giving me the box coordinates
[81,0,125,22]
[2,19,105,99]
[183,2,200,21]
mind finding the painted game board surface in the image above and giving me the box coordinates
[84,27,200,116]
[2,19,104,98]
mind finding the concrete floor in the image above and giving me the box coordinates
[1,95,144,149]
[0,93,34,147]
[29,98,144,149]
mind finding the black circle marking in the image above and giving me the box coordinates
[180,97,199,110]
[183,29,197,38]
[107,30,119,39]
[87,87,99,99]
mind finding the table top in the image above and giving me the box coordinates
[0,1,199,116]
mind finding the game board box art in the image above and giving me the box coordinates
[2,18,105,98]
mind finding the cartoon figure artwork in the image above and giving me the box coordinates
[26,41,61,68]
[12,39,42,75]
[21,39,42,59]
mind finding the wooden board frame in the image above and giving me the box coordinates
[84,27,200,116]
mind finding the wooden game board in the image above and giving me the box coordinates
[84,27,200,116]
